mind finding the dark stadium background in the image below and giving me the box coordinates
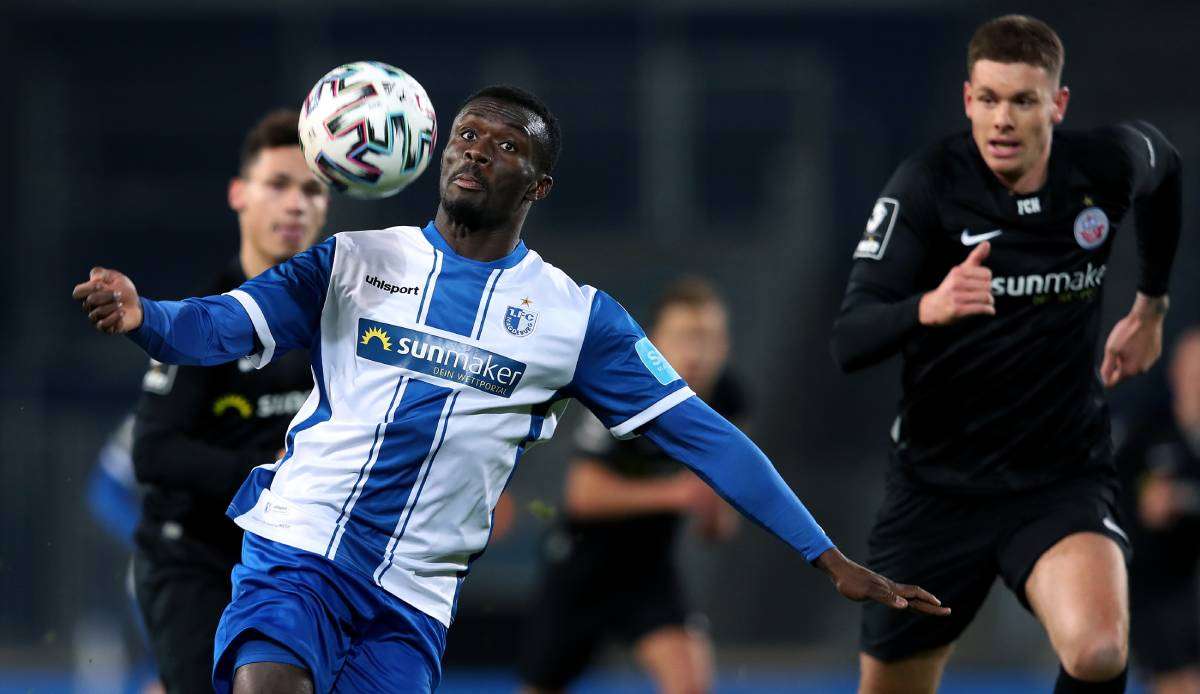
[3,0,1197,691]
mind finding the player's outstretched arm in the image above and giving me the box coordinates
[641,396,948,615]
[72,266,258,366]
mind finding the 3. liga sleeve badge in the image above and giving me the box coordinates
[853,197,899,260]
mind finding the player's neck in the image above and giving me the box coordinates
[239,244,274,281]
[432,208,524,263]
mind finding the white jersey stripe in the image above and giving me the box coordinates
[470,268,504,340]
[325,375,412,558]
[226,289,276,368]
[374,389,462,585]
[415,250,443,324]
[610,387,696,438]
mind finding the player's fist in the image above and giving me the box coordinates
[814,548,950,616]
[918,241,995,326]
[72,267,144,335]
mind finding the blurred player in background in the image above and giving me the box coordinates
[88,415,140,547]
[1115,328,1200,694]
[519,277,741,694]
[130,109,327,694]
[76,85,946,694]
[832,14,1182,694]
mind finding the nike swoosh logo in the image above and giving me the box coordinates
[961,229,1003,245]
[1102,516,1129,544]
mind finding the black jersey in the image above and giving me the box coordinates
[133,259,313,556]
[832,123,1181,493]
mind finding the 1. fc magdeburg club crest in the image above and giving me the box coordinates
[504,306,538,337]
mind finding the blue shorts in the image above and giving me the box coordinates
[212,532,447,693]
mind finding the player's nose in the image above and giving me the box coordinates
[993,102,1015,128]
[283,185,307,212]
[464,148,490,166]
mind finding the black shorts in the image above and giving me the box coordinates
[134,522,241,694]
[861,473,1131,662]
[1128,519,1200,674]
[518,516,692,689]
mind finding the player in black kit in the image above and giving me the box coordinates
[831,15,1182,694]
[131,110,328,694]
[519,278,741,694]
[1114,329,1200,694]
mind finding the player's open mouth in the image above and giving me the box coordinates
[453,174,485,191]
[987,139,1021,158]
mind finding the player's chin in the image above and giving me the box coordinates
[984,155,1023,176]
[441,193,492,228]
[267,240,305,263]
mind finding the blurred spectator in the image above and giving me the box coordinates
[1116,328,1200,694]
[519,277,743,694]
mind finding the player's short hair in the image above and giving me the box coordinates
[239,109,301,175]
[462,85,561,175]
[968,15,1064,83]
[651,277,727,326]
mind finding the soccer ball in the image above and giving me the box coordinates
[299,61,437,199]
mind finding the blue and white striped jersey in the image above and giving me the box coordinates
[222,222,694,626]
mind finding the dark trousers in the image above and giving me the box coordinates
[134,525,239,694]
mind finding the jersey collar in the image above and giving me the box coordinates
[421,220,529,270]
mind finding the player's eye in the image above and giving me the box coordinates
[499,141,516,153]
[460,129,477,141]
[267,178,289,190]
[302,182,326,196]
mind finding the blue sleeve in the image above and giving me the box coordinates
[225,236,337,367]
[86,465,139,548]
[127,294,258,366]
[563,290,694,438]
[642,396,836,563]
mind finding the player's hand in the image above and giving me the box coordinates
[918,241,995,326]
[814,548,950,616]
[1100,292,1167,388]
[689,483,739,542]
[72,267,144,334]
[1138,473,1179,530]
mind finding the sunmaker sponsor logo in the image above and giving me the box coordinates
[990,263,1107,298]
[356,318,525,397]
[364,274,419,295]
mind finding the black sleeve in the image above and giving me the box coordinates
[570,409,618,462]
[132,359,274,499]
[1116,121,1182,297]
[830,157,939,372]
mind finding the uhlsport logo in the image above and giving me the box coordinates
[364,274,419,295]
[504,305,538,337]
[356,318,526,397]
[1073,207,1110,250]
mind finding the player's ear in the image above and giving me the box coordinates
[228,177,246,212]
[962,81,973,118]
[1052,85,1070,125]
[526,174,553,202]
